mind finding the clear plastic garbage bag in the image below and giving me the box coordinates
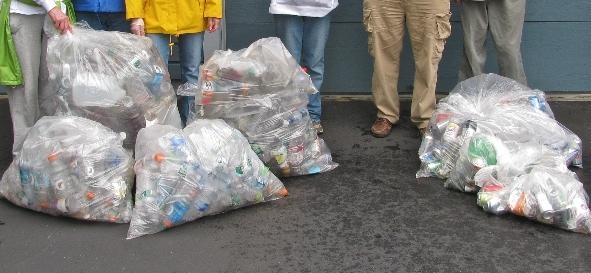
[0,116,134,222]
[128,120,288,239]
[417,74,582,184]
[474,144,591,234]
[189,37,338,177]
[438,106,581,193]
[44,25,182,149]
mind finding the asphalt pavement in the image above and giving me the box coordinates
[0,97,590,273]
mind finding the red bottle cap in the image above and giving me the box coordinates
[85,191,96,200]
[154,152,165,163]
[47,152,59,162]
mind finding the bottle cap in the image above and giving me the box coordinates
[54,180,65,191]
[47,152,59,162]
[154,152,165,163]
[279,187,289,197]
[85,191,96,200]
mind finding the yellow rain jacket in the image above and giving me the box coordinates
[125,0,223,35]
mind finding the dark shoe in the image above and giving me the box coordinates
[371,118,393,138]
[312,120,324,135]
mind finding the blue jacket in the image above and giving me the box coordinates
[73,0,125,12]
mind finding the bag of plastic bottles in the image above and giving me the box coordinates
[0,116,134,222]
[190,37,338,177]
[417,74,582,184]
[128,120,288,239]
[43,25,182,149]
[474,144,591,234]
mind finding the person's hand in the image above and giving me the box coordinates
[47,7,72,34]
[131,18,145,36]
[206,18,221,32]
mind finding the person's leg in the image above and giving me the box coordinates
[102,12,130,32]
[407,0,451,130]
[488,0,527,85]
[302,15,331,124]
[8,14,45,152]
[147,33,171,65]
[177,32,205,126]
[274,14,304,63]
[363,0,405,137]
[274,15,326,133]
[38,23,53,117]
[75,12,105,30]
[458,0,489,81]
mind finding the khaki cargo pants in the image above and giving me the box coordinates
[363,0,451,129]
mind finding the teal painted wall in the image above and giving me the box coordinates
[224,0,591,93]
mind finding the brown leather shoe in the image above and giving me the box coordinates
[371,118,393,138]
[418,127,427,137]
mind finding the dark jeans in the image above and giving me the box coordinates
[75,12,130,32]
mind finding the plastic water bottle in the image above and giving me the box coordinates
[56,194,89,219]
[124,79,156,112]
[18,164,35,206]
[47,152,76,201]
[163,201,190,227]
[287,109,304,126]
[292,66,315,93]
[528,95,547,113]
[148,65,165,96]
[162,184,198,227]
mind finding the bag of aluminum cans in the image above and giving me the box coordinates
[188,37,338,177]
[474,144,591,234]
[441,106,581,193]
[0,116,134,222]
[43,25,182,149]
[444,132,511,192]
[417,74,582,185]
[128,120,288,239]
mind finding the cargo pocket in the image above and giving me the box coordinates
[364,8,388,57]
[433,12,452,62]
[363,9,373,33]
[363,8,375,56]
